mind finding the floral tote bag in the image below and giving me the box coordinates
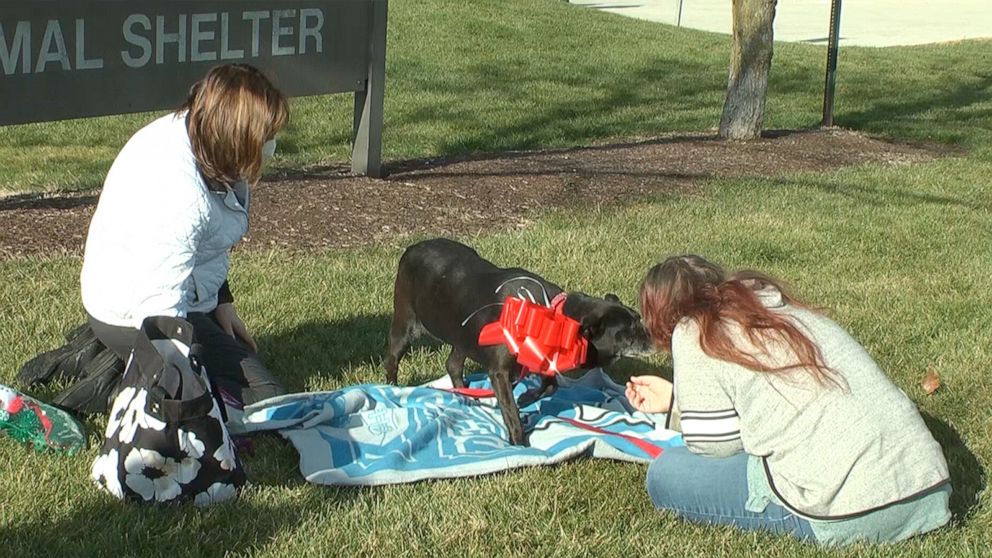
[91,316,246,506]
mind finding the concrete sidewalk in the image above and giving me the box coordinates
[568,0,992,47]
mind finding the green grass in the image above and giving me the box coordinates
[4,157,992,557]
[2,0,990,194]
[2,0,992,556]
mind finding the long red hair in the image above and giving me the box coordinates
[639,255,837,384]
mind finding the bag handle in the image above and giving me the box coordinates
[145,382,215,423]
[131,317,217,423]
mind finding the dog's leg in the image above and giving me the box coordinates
[384,311,417,385]
[490,363,527,446]
[517,374,558,408]
[445,346,467,389]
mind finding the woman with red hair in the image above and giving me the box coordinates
[627,255,951,545]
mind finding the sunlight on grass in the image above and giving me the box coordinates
[2,152,991,556]
[2,0,989,194]
[1,0,991,555]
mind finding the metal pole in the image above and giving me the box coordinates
[352,0,388,177]
[677,0,684,27]
[821,0,842,127]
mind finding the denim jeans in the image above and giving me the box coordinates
[646,446,816,541]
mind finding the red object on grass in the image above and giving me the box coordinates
[478,294,588,377]
[6,394,25,414]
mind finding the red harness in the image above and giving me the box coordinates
[477,293,588,377]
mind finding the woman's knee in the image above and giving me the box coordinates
[645,447,698,508]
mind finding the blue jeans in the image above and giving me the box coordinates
[646,447,816,541]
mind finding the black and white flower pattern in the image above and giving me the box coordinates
[123,447,182,502]
[209,403,238,471]
[105,386,137,438]
[177,428,205,458]
[90,448,123,498]
[117,389,166,444]
[175,428,204,483]
[91,316,247,506]
[193,482,238,507]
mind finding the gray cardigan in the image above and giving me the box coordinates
[667,287,949,519]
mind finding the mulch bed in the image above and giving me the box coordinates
[0,128,944,259]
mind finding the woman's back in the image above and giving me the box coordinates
[671,286,949,518]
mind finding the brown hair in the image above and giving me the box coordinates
[639,255,837,385]
[178,64,289,188]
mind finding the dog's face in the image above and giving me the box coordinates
[568,293,652,367]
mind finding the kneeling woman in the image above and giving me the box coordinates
[626,255,951,545]
[81,64,289,417]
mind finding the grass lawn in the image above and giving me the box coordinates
[2,0,991,556]
[2,0,990,194]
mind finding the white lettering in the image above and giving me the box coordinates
[35,20,70,73]
[299,9,323,54]
[155,14,187,64]
[74,19,104,70]
[0,20,31,75]
[242,11,269,57]
[190,13,217,62]
[220,12,244,60]
[121,14,152,68]
[271,10,296,56]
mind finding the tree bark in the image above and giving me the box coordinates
[719,0,777,140]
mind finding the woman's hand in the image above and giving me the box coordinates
[625,375,674,413]
[214,302,258,352]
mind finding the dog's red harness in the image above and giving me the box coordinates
[477,293,588,378]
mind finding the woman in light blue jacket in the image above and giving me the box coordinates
[81,64,289,417]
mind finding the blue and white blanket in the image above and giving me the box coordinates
[242,369,683,486]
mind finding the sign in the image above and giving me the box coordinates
[0,0,386,176]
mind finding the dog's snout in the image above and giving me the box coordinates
[621,323,654,357]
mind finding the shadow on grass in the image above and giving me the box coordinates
[765,175,988,211]
[259,132,724,182]
[1,485,363,556]
[258,313,443,389]
[839,72,992,135]
[265,127,882,184]
[0,191,98,211]
[921,412,986,522]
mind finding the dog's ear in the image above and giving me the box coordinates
[605,293,621,304]
[580,314,605,340]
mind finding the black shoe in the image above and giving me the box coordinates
[18,323,101,386]
[52,347,125,414]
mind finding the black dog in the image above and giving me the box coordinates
[385,238,651,446]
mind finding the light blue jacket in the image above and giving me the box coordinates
[81,113,249,328]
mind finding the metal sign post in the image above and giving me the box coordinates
[821,0,842,127]
[0,0,387,176]
[352,0,386,177]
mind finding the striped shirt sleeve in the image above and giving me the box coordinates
[680,409,741,445]
[671,322,745,458]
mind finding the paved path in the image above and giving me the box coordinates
[568,0,992,47]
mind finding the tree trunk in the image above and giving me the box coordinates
[719,0,777,140]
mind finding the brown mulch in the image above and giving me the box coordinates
[0,129,945,259]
